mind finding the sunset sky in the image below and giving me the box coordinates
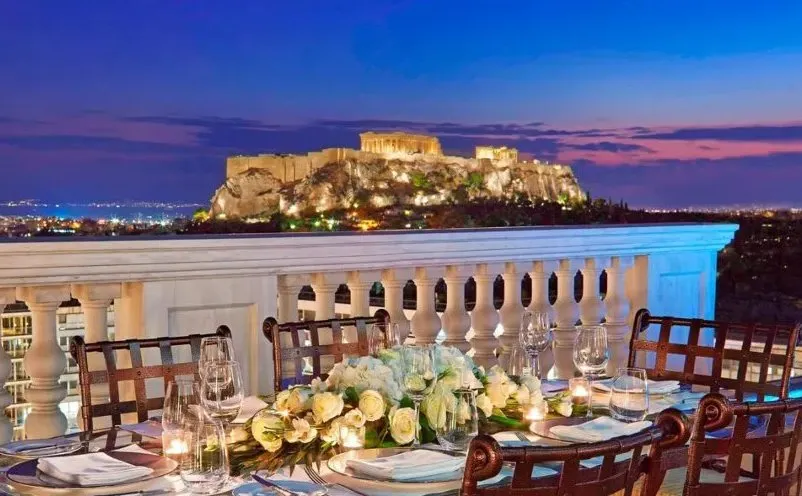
[2,0,802,207]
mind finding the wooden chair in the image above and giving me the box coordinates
[682,393,802,496]
[629,309,800,402]
[70,326,232,432]
[461,409,690,496]
[263,309,389,392]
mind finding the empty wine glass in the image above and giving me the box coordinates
[163,379,200,432]
[572,325,609,417]
[520,310,553,379]
[200,360,244,427]
[180,413,230,494]
[199,336,235,377]
[403,346,436,447]
[505,341,530,378]
[435,389,478,451]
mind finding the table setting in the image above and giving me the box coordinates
[0,314,751,496]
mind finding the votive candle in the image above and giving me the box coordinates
[162,431,188,461]
[338,425,365,450]
[569,377,590,407]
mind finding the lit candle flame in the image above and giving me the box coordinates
[165,438,188,455]
[525,404,546,421]
[572,384,589,397]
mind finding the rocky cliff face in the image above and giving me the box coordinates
[210,156,584,219]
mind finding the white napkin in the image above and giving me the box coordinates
[233,396,269,424]
[118,419,163,438]
[593,379,680,395]
[550,417,652,443]
[346,449,465,481]
[37,450,154,486]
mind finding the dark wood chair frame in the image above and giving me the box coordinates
[461,409,690,496]
[629,308,800,402]
[70,325,232,432]
[263,309,389,392]
[685,393,802,496]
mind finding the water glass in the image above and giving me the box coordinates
[572,325,609,417]
[200,360,244,425]
[520,310,553,379]
[609,367,649,422]
[435,389,479,451]
[505,343,530,378]
[199,336,235,376]
[368,324,387,356]
[163,379,200,432]
[403,346,436,446]
[180,415,230,494]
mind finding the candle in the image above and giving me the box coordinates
[525,403,547,422]
[162,431,188,460]
[339,425,365,450]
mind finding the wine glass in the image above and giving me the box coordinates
[505,341,530,378]
[199,336,235,377]
[520,310,553,379]
[572,325,609,417]
[434,389,478,451]
[200,360,244,428]
[163,379,200,432]
[403,346,436,447]
[180,412,230,494]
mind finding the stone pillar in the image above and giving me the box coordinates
[552,260,580,379]
[498,262,525,363]
[579,258,606,326]
[17,285,70,439]
[528,261,557,378]
[381,269,411,343]
[311,273,341,370]
[470,264,500,369]
[441,266,471,352]
[277,275,305,323]
[72,283,121,429]
[0,289,16,443]
[347,271,378,344]
[604,257,634,375]
[411,267,443,345]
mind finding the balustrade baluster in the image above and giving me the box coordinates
[411,267,443,345]
[380,269,411,343]
[471,264,500,368]
[498,262,526,364]
[72,283,121,430]
[346,271,378,343]
[579,258,606,326]
[277,275,305,323]
[442,266,471,352]
[0,288,16,443]
[553,260,580,379]
[311,273,342,370]
[605,257,634,374]
[528,261,557,377]
[17,285,70,439]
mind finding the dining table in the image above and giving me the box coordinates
[0,383,747,496]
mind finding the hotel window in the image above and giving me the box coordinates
[58,314,67,325]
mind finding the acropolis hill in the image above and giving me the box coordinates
[210,132,585,218]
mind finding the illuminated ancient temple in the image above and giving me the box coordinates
[475,145,519,162]
[359,132,442,156]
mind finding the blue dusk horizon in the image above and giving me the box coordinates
[2,1,802,208]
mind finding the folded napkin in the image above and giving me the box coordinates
[346,449,465,481]
[233,396,269,424]
[37,450,154,486]
[593,379,680,395]
[550,417,652,443]
[118,419,163,439]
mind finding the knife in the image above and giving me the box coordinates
[252,473,297,496]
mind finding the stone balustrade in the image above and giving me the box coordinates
[0,223,737,440]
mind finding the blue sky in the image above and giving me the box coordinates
[1,0,802,206]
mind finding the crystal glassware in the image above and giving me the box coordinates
[403,345,436,447]
[199,335,235,377]
[609,367,649,422]
[199,360,244,426]
[179,413,230,494]
[434,388,478,451]
[572,325,609,417]
[368,323,387,356]
[163,379,200,432]
[520,310,553,379]
[505,342,530,378]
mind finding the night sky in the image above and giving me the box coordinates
[2,1,802,207]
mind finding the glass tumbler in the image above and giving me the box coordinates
[609,367,649,422]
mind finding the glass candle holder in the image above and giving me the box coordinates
[162,430,189,462]
[338,424,365,450]
[569,377,590,415]
[524,401,548,422]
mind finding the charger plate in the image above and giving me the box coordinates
[6,450,177,496]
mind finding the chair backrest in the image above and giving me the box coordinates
[461,409,689,496]
[629,309,800,401]
[262,309,389,392]
[70,326,232,432]
[685,393,802,496]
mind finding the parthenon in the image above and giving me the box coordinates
[359,132,442,156]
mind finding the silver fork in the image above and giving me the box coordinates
[303,465,368,496]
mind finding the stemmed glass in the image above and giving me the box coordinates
[199,336,235,377]
[163,379,200,432]
[520,310,553,379]
[572,325,609,417]
[199,360,244,429]
[403,346,436,447]
[368,322,403,356]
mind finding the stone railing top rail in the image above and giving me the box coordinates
[0,223,738,286]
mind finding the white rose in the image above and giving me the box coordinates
[476,393,494,417]
[503,381,519,397]
[287,387,313,413]
[312,392,345,423]
[310,377,328,394]
[321,416,344,443]
[389,407,417,445]
[227,426,250,444]
[486,382,509,408]
[251,411,285,452]
[358,390,386,421]
[555,400,573,417]
[284,418,318,444]
[513,385,530,405]
[274,390,291,412]
[521,375,542,395]
[422,383,455,430]
[345,408,366,428]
